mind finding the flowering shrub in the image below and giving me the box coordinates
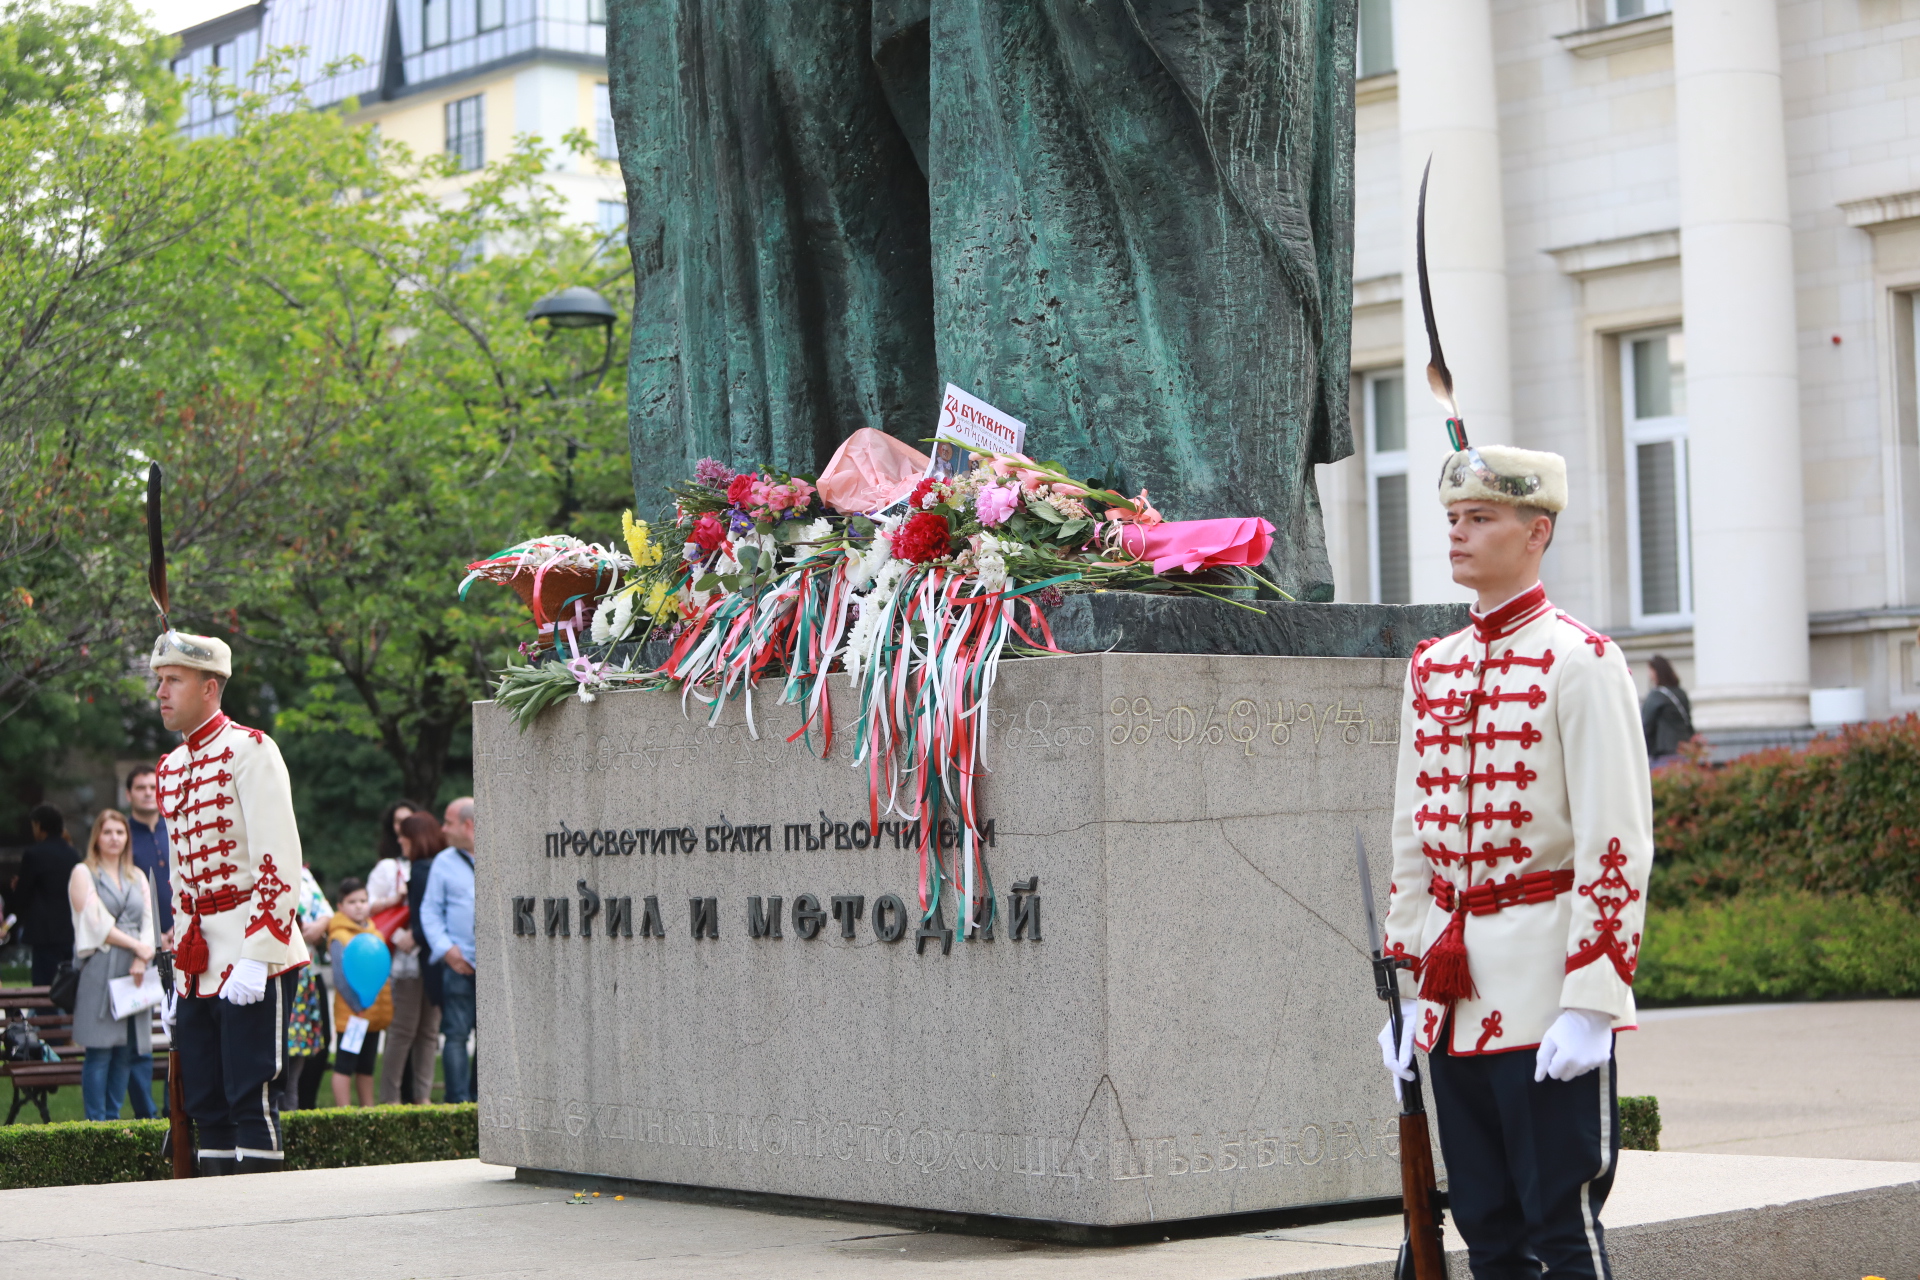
[1651,716,1920,909]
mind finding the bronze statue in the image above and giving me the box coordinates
[609,0,1356,597]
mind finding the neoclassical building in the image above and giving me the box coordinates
[1319,0,1920,752]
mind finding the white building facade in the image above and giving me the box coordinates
[1321,0,1920,748]
[170,0,625,233]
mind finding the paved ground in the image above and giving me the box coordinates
[2,1153,1915,1279]
[1615,999,1920,1161]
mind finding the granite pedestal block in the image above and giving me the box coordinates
[472,652,1433,1228]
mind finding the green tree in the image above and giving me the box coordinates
[0,4,633,844]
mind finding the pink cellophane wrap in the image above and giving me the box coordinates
[1119,517,1276,574]
[817,428,931,514]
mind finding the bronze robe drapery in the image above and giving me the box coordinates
[609,0,1354,596]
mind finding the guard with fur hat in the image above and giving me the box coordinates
[145,467,307,1175]
[1373,163,1653,1280]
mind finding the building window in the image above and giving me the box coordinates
[446,93,484,171]
[1608,0,1670,21]
[424,0,449,48]
[479,0,504,31]
[1364,370,1409,604]
[588,0,607,23]
[1621,327,1690,624]
[1357,0,1394,78]
[598,200,627,238]
[595,82,617,160]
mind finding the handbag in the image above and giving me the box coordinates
[372,902,410,940]
[47,960,79,1013]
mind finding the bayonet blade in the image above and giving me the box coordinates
[1357,827,1384,959]
[145,463,168,623]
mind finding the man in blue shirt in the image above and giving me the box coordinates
[422,796,477,1104]
[125,766,174,945]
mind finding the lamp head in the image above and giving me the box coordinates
[527,286,616,330]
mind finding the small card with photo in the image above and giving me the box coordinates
[928,384,1026,480]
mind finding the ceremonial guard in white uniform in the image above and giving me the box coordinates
[151,631,309,1175]
[1379,445,1653,1279]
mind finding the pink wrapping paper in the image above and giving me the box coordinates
[1119,517,1276,574]
[816,428,931,514]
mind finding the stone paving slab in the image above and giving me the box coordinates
[1616,999,1920,1161]
[2,1152,1915,1280]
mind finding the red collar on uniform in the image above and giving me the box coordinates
[1471,583,1551,643]
[184,712,231,753]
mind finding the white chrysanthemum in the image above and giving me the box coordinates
[845,525,895,590]
[843,559,909,683]
[590,594,617,643]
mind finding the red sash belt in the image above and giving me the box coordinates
[1429,869,1574,916]
[173,884,253,976]
[1419,869,1575,1007]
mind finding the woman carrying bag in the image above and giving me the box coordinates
[66,809,161,1121]
[377,813,446,1104]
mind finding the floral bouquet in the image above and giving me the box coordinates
[471,438,1285,940]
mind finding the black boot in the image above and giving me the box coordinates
[232,1151,284,1174]
[197,1154,237,1176]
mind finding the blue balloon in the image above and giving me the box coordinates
[342,931,391,1009]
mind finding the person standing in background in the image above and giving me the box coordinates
[125,767,174,949]
[280,865,333,1112]
[1642,654,1695,769]
[377,813,445,1104]
[67,809,159,1121]
[15,804,80,986]
[367,800,421,917]
[326,878,392,1108]
[423,797,477,1105]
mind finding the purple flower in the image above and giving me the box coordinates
[694,457,734,486]
[729,508,756,536]
[975,481,1020,527]
[1036,585,1064,608]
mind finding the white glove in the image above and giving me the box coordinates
[1534,1007,1614,1082]
[1378,998,1417,1096]
[221,958,269,1007]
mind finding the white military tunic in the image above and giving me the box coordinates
[1383,584,1654,1056]
[156,711,309,997]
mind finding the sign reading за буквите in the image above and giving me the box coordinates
[926,383,1026,480]
[472,652,1427,1227]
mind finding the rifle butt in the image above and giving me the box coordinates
[167,1049,194,1178]
[1398,1110,1447,1279]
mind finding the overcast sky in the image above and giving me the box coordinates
[142,0,243,38]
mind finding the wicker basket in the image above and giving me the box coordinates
[502,566,616,649]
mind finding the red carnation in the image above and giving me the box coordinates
[726,473,757,506]
[691,512,727,552]
[891,511,953,564]
[909,478,938,509]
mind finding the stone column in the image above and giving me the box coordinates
[1673,0,1810,730]
[1397,0,1513,605]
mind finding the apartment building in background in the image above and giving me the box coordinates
[169,0,627,235]
[1321,0,1920,751]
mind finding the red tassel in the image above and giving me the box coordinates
[1419,908,1477,1005]
[175,916,209,975]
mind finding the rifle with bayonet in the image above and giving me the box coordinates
[1357,829,1447,1280]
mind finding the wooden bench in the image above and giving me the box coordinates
[1,986,169,1124]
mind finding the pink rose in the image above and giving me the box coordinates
[975,482,1020,527]
[768,484,793,511]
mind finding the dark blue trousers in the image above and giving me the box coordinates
[1427,1038,1620,1280]
[175,972,295,1169]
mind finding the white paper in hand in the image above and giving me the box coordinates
[108,967,165,1021]
[339,1015,369,1054]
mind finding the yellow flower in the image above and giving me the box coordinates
[623,510,663,568]
[644,580,674,621]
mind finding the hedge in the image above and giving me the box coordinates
[1619,1095,1660,1152]
[1651,716,1920,908]
[0,1103,477,1190]
[1635,891,1920,1005]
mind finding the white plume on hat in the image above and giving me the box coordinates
[150,631,232,678]
[1437,445,1568,514]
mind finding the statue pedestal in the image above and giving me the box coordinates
[472,650,1440,1229]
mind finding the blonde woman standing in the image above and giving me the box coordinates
[67,809,160,1121]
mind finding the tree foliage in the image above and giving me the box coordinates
[1,1,633,851]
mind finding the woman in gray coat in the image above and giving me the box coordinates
[1642,654,1695,769]
[66,809,159,1121]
